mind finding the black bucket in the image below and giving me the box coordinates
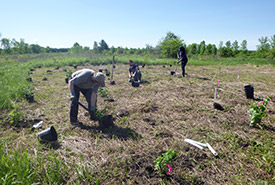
[132,81,139,87]
[244,85,254,99]
[37,126,58,141]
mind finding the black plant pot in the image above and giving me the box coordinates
[170,65,172,67]
[37,126,58,142]
[99,69,103,72]
[170,71,175,75]
[99,115,114,128]
[113,65,116,68]
[65,78,69,84]
[26,77,32,82]
[25,93,34,103]
[110,81,115,85]
[132,81,140,87]
[106,73,110,76]
[244,85,254,99]
[163,65,166,68]
[142,64,145,68]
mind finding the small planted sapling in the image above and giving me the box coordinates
[154,149,177,175]
[8,104,23,126]
[248,97,271,127]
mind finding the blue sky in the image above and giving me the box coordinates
[1,0,274,50]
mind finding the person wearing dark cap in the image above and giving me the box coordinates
[128,60,142,82]
[177,46,188,77]
[69,69,105,125]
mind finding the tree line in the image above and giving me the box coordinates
[0,32,274,59]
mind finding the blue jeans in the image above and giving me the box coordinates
[70,85,93,122]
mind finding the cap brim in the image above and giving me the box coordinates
[100,81,105,87]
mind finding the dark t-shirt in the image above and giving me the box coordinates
[178,51,188,64]
[129,64,139,73]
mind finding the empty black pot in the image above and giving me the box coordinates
[110,81,115,85]
[25,93,34,103]
[244,85,254,99]
[99,69,103,72]
[65,78,69,83]
[170,71,175,75]
[37,126,58,141]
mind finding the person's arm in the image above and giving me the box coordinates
[129,70,132,78]
[90,92,97,107]
[69,79,74,93]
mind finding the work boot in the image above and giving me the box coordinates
[89,106,98,121]
[70,121,83,127]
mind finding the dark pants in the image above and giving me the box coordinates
[181,61,187,77]
[70,85,93,123]
[134,70,142,81]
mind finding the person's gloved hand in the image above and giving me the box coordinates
[70,92,76,101]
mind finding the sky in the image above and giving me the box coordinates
[0,0,275,50]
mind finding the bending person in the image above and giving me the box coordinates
[69,69,105,125]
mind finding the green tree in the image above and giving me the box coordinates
[232,40,239,56]
[212,44,217,56]
[189,43,197,55]
[1,38,11,54]
[206,44,212,55]
[99,40,109,51]
[257,36,270,51]
[269,34,275,49]
[157,32,183,58]
[240,40,247,51]
[70,42,83,53]
[199,41,206,55]
[225,41,231,48]
[218,41,223,50]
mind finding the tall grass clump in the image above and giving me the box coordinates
[0,63,33,110]
[0,142,69,184]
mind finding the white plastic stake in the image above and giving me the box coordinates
[184,139,204,150]
[184,139,207,148]
[32,121,43,130]
[206,143,218,156]
[214,88,217,99]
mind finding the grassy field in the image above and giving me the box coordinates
[0,54,275,184]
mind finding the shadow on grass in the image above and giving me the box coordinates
[80,124,142,140]
[253,124,275,132]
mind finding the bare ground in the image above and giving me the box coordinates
[1,63,275,184]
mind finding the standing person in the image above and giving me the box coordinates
[177,46,188,77]
[69,69,105,125]
[128,60,142,82]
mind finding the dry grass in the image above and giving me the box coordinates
[1,63,275,184]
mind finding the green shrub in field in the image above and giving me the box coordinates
[98,88,108,97]
[66,69,73,78]
[8,104,23,126]
[248,97,271,127]
[154,149,177,175]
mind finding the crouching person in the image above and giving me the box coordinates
[128,60,142,82]
[69,69,105,125]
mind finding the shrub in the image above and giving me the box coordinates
[248,97,271,127]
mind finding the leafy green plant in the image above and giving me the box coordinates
[66,69,72,79]
[98,88,108,97]
[248,97,270,127]
[154,149,177,175]
[95,108,108,122]
[8,104,23,126]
